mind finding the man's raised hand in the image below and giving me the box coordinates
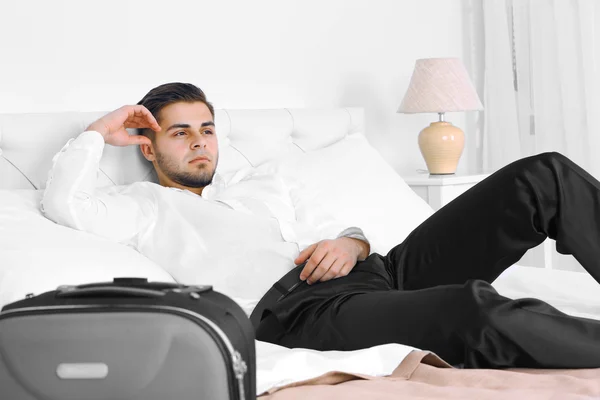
[85,105,161,147]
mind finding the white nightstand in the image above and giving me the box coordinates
[402,173,491,211]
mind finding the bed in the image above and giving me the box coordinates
[1,108,600,399]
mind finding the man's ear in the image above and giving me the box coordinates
[140,142,156,162]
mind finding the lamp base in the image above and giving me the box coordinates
[418,121,464,174]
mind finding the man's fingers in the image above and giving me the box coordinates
[128,105,161,132]
[124,118,157,130]
[295,243,317,266]
[337,262,353,278]
[297,238,360,283]
[299,247,325,281]
[306,256,336,284]
[320,260,345,282]
[128,134,152,146]
[142,109,161,132]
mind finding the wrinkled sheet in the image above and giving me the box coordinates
[256,341,418,395]
[259,350,600,399]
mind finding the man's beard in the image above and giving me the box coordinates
[155,150,218,188]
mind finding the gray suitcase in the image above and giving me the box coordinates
[0,278,256,400]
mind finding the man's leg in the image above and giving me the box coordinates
[258,151,600,368]
[259,278,600,369]
[387,151,600,290]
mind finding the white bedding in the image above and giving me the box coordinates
[255,341,417,395]
[492,264,600,321]
[2,189,600,396]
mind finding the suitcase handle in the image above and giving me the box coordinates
[56,286,166,298]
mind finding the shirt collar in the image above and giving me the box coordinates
[200,172,226,199]
[166,172,226,199]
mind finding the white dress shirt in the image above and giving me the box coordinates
[40,130,369,310]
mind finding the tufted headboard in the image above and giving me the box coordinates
[0,108,364,190]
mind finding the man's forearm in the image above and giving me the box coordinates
[41,131,106,229]
[40,130,154,244]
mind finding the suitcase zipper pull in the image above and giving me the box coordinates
[232,350,248,400]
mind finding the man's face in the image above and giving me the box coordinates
[144,101,219,193]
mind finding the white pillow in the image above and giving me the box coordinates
[0,189,176,309]
[255,133,435,255]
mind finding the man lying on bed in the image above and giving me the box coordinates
[42,82,600,370]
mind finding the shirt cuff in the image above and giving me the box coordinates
[336,226,370,245]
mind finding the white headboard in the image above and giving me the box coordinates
[0,108,364,190]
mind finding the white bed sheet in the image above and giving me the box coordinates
[492,264,600,320]
[255,341,417,395]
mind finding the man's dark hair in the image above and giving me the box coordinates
[136,82,215,141]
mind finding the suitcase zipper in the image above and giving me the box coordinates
[0,305,248,400]
[232,350,248,400]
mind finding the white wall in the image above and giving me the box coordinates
[0,0,474,176]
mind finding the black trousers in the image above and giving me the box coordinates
[256,151,600,369]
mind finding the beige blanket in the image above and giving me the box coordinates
[259,350,600,399]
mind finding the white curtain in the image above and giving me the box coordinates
[480,0,600,272]
[481,0,600,177]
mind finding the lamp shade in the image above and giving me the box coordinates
[397,58,483,114]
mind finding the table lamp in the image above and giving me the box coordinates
[397,57,483,175]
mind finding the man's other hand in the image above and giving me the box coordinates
[86,105,161,147]
[295,237,366,284]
